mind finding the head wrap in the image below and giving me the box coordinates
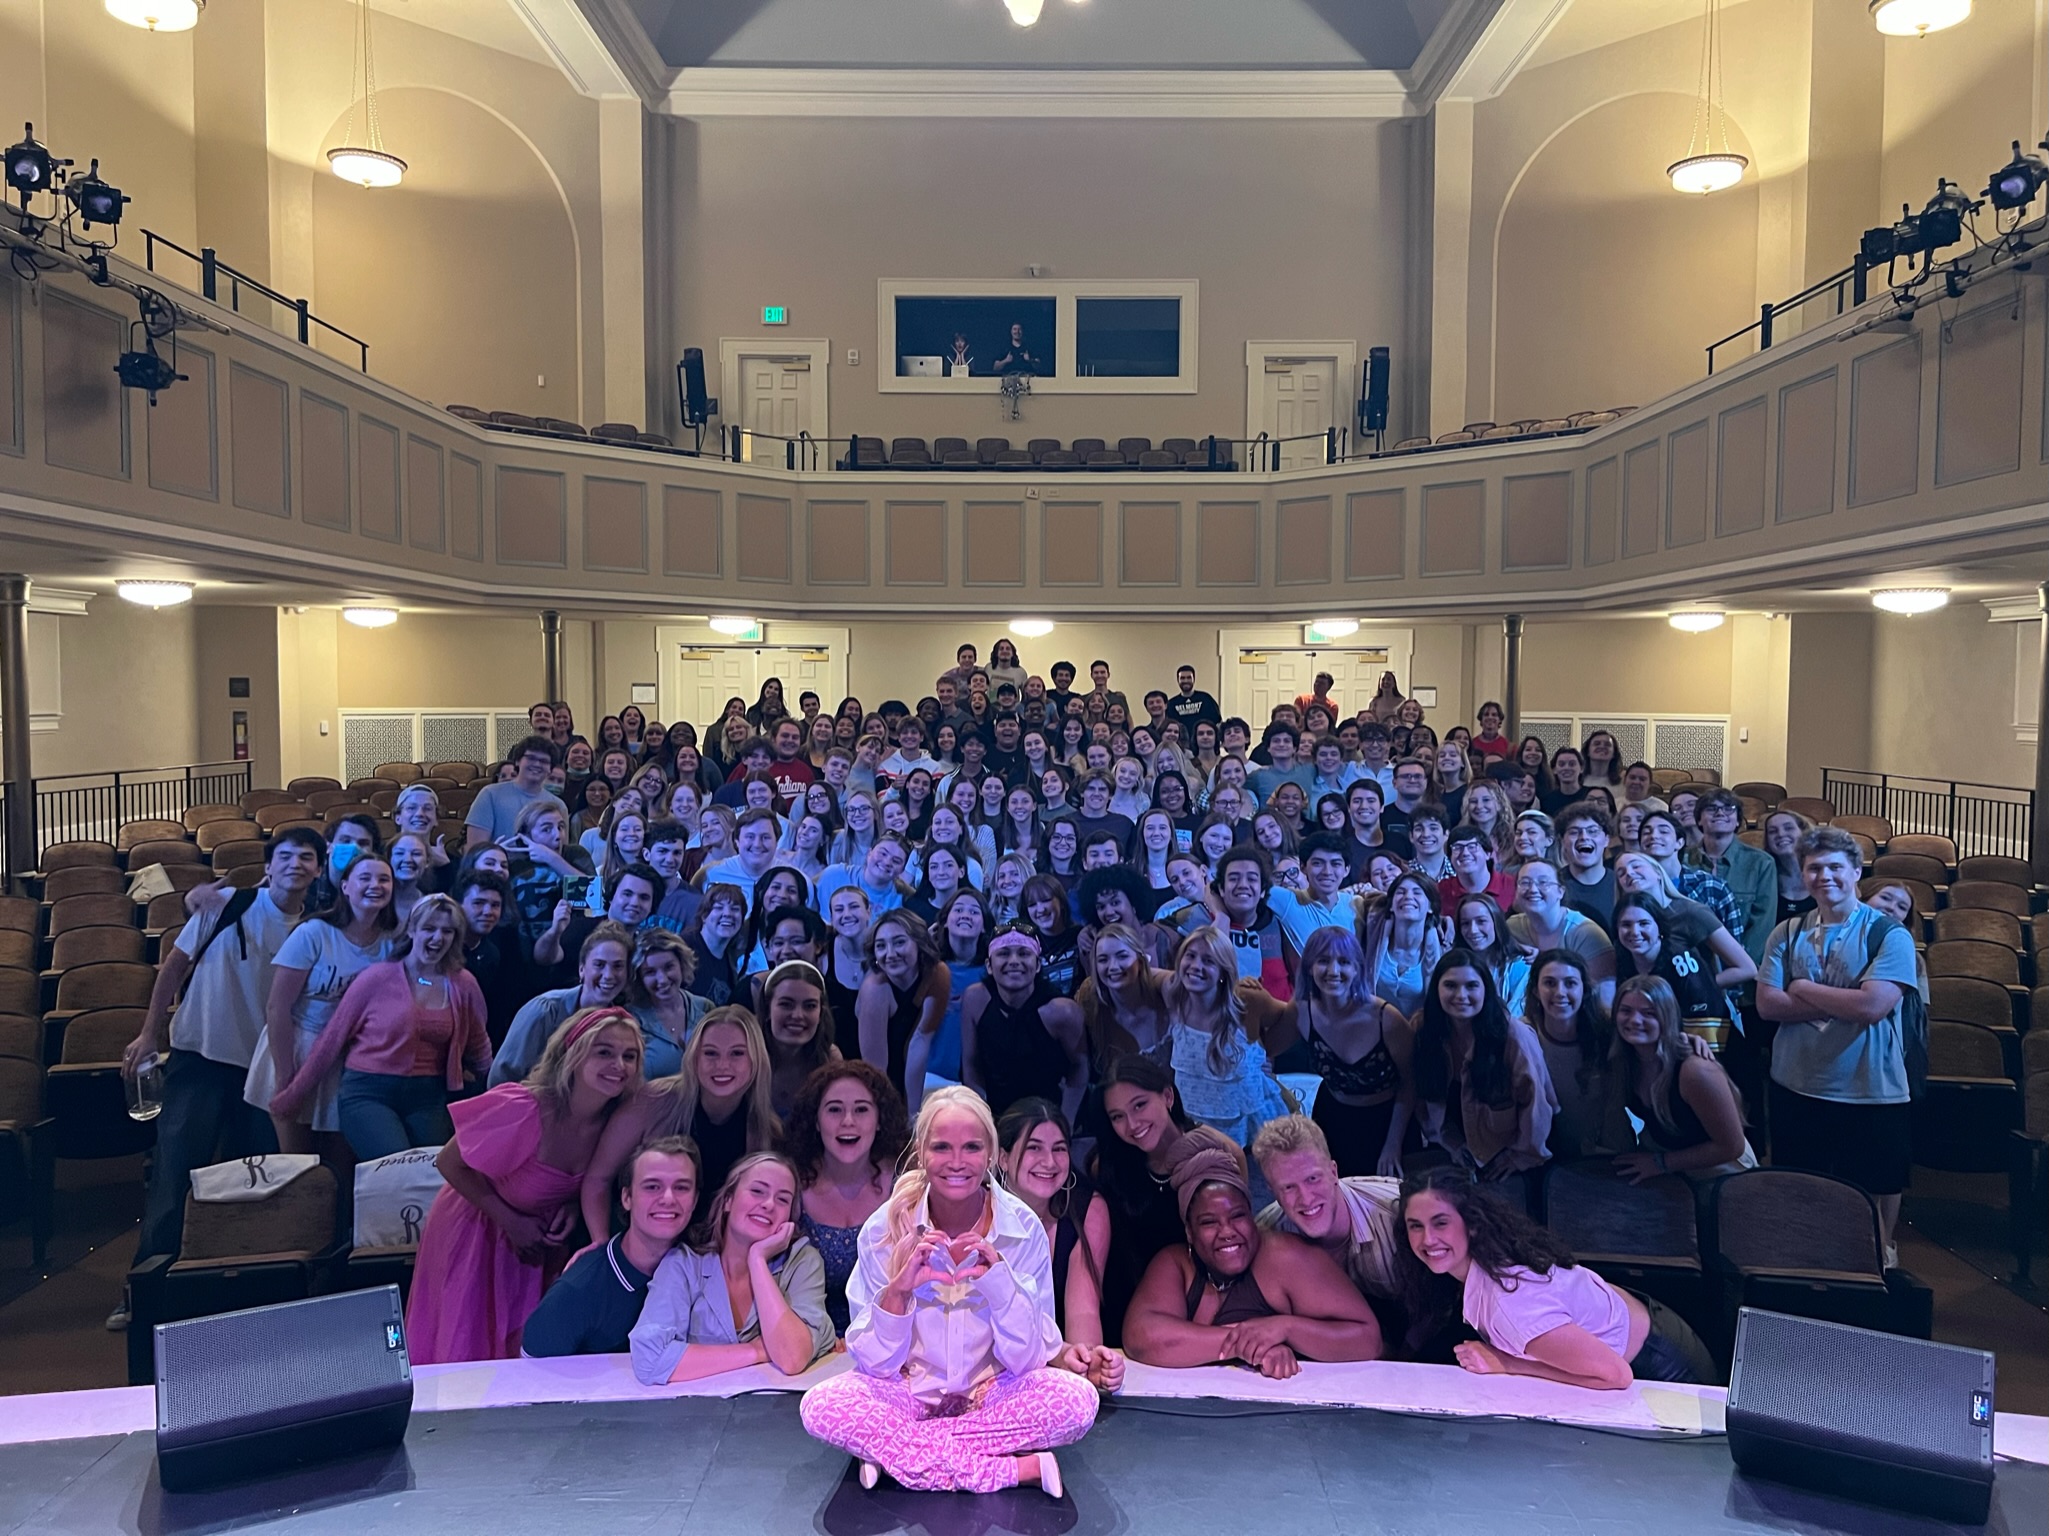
[560,1005,637,1053]
[1166,1126,1250,1222]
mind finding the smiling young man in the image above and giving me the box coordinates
[960,922,1088,1124]
[1213,845,1292,1000]
[522,1137,700,1358]
[467,735,567,847]
[1250,1116,1404,1307]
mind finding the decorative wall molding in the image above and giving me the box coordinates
[513,0,661,100]
[1410,0,1573,105]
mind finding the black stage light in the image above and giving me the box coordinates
[67,159,128,231]
[3,123,55,199]
[1985,136,2048,212]
[1917,178,1971,252]
[116,343,183,400]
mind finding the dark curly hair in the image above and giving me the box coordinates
[1394,1166,1577,1335]
[783,1059,910,1185]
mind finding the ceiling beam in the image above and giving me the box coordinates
[662,66,1416,120]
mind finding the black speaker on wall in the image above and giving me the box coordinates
[1727,1308,1996,1524]
[679,346,717,427]
[154,1286,413,1492]
[1360,345,1390,434]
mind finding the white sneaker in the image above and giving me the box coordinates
[104,1298,131,1332]
[858,1461,879,1491]
[1037,1452,1063,1501]
[1883,1243,1899,1271]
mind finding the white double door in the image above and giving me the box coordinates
[670,645,840,730]
[1228,646,1405,728]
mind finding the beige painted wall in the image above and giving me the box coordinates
[664,116,1415,445]
[1868,605,2035,791]
[277,607,341,784]
[1725,613,1791,789]
[29,600,200,779]
[1785,611,1874,795]
[334,615,546,708]
[194,606,283,788]
[1878,1,2046,228]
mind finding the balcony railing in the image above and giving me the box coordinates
[1820,769,2034,862]
[1,761,254,875]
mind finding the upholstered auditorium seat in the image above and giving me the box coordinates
[1039,449,1081,468]
[1070,438,1107,461]
[975,438,1011,465]
[1117,437,1151,464]
[591,422,641,442]
[933,437,970,464]
[994,449,1033,469]
[1138,450,1178,469]
[444,404,488,422]
[536,418,587,437]
[890,438,932,467]
[1087,451,1125,467]
[1026,438,1061,461]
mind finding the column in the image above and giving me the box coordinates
[0,577,34,892]
[1502,613,1524,742]
[540,610,564,705]
[1427,99,1475,438]
[2035,584,2049,884]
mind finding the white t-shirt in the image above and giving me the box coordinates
[270,921,399,1040]
[1463,1262,1632,1362]
[169,890,299,1069]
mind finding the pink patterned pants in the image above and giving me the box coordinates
[800,1367,1099,1493]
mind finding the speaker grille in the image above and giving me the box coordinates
[1732,1311,1990,1462]
[157,1289,408,1440]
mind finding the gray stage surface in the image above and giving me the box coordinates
[0,1396,2039,1536]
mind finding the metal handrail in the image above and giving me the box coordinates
[1819,768,2033,862]
[142,230,370,373]
[1707,257,1870,375]
[24,761,254,859]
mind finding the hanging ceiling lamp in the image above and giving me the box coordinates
[328,0,406,188]
[105,0,202,30]
[1668,0,1747,195]
[1003,0,1045,24]
[1869,0,1971,37]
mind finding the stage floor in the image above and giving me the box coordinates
[0,1395,2039,1536]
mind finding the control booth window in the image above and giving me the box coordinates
[894,297,1058,379]
[878,279,1198,395]
[1075,297,1181,378]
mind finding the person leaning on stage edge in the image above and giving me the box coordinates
[111,826,328,1331]
[467,735,569,847]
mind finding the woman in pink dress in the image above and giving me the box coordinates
[405,1006,645,1364]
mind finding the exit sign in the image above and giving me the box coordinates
[761,305,788,325]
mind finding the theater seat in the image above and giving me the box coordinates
[1434,430,1476,445]
[1026,438,1061,462]
[1479,426,1521,440]
[488,411,539,430]
[1137,450,1179,469]
[1391,437,1431,451]
[1160,438,1197,457]
[634,432,673,449]
[1543,1160,1710,1347]
[591,422,641,442]
[1712,1169,1926,1342]
[536,417,586,437]
[1038,449,1081,468]
[975,438,1011,466]
[1087,451,1126,468]
[1575,410,1621,426]
[1531,418,1572,432]
[890,438,932,468]
[1915,1021,2019,1172]
[994,449,1033,469]
[932,437,970,464]
[0,1055,53,1267]
[444,404,489,422]
[1117,437,1151,464]
[1070,438,1107,461]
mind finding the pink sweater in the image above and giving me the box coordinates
[279,961,491,1102]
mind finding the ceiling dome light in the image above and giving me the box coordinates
[708,615,759,637]
[1668,609,1726,633]
[342,606,398,628]
[1009,618,1055,638]
[327,147,406,188]
[1870,587,1950,615]
[1668,153,1749,195]
[1310,618,1360,639]
[1003,0,1045,24]
[105,0,201,30]
[1869,0,1970,36]
[117,580,193,608]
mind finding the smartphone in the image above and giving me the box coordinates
[563,875,592,905]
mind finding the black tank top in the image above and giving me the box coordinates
[884,972,929,1097]
[1185,1256,1278,1326]
[1637,1061,1716,1154]
[1302,999,1400,1100]
[975,980,1072,1117]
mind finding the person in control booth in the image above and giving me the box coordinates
[947,332,973,376]
[993,323,1042,376]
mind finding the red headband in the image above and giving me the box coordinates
[561,1006,637,1052]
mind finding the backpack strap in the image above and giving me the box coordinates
[181,885,263,991]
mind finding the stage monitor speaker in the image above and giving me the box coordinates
[1361,346,1390,434]
[154,1285,413,1492]
[1727,1308,1994,1525]
[680,347,717,427]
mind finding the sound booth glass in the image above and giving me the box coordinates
[895,296,1056,376]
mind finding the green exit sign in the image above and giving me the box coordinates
[761,305,788,325]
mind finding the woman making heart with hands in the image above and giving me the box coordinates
[799,1085,1108,1498]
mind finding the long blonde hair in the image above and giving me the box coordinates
[646,1005,780,1153]
[878,1085,1000,1274]
[1162,924,1247,1075]
[525,1006,644,1119]
[690,1150,800,1255]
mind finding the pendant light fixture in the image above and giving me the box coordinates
[1003,0,1045,24]
[1668,0,1747,195]
[105,0,202,30]
[328,0,406,189]
[1869,0,1971,37]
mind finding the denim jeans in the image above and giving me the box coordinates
[338,1069,453,1161]
[137,1049,279,1264]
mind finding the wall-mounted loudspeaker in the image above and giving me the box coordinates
[1361,346,1390,434]
[1726,1308,1995,1524]
[680,347,717,428]
[153,1286,413,1492]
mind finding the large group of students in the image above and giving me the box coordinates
[112,641,1924,1494]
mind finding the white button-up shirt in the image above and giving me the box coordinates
[845,1182,1063,1406]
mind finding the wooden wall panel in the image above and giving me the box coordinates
[1501,473,1571,571]
[1043,502,1104,585]
[228,364,289,517]
[736,494,792,582]
[450,454,482,560]
[301,393,350,531]
[1776,370,1836,523]
[406,437,444,553]
[663,486,720,577]
[807,499,870,585]
[583,477,648,573]
[42,292,128,480]
[1665,421,1708,548]
[1275,495,1332,586]
[496,466,566,567]
[1848,336,1920,506]
[1345,490,1404,581]
[1584,457,1618,566]
[1713,398,1766,537]
[885,501,946,585]
[1420,482,1484,577]
[964,501,1025,586]
[358,417,402,543]
[0,273,19,456]
[146,344,217,500]
[1197,501,1259,586]
[1622,441,1661,557]
[1120,501,1181,586]
[1935,295,2024,486]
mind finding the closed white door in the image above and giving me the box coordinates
[671,645,845,729]
[1260,359,1337,470]
[1237,651,1316,730]
[1228,646,1403,727]
[739,357,813,466]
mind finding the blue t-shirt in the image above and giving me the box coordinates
[520,1236,652,1358]
[1761,906,1918,1105]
